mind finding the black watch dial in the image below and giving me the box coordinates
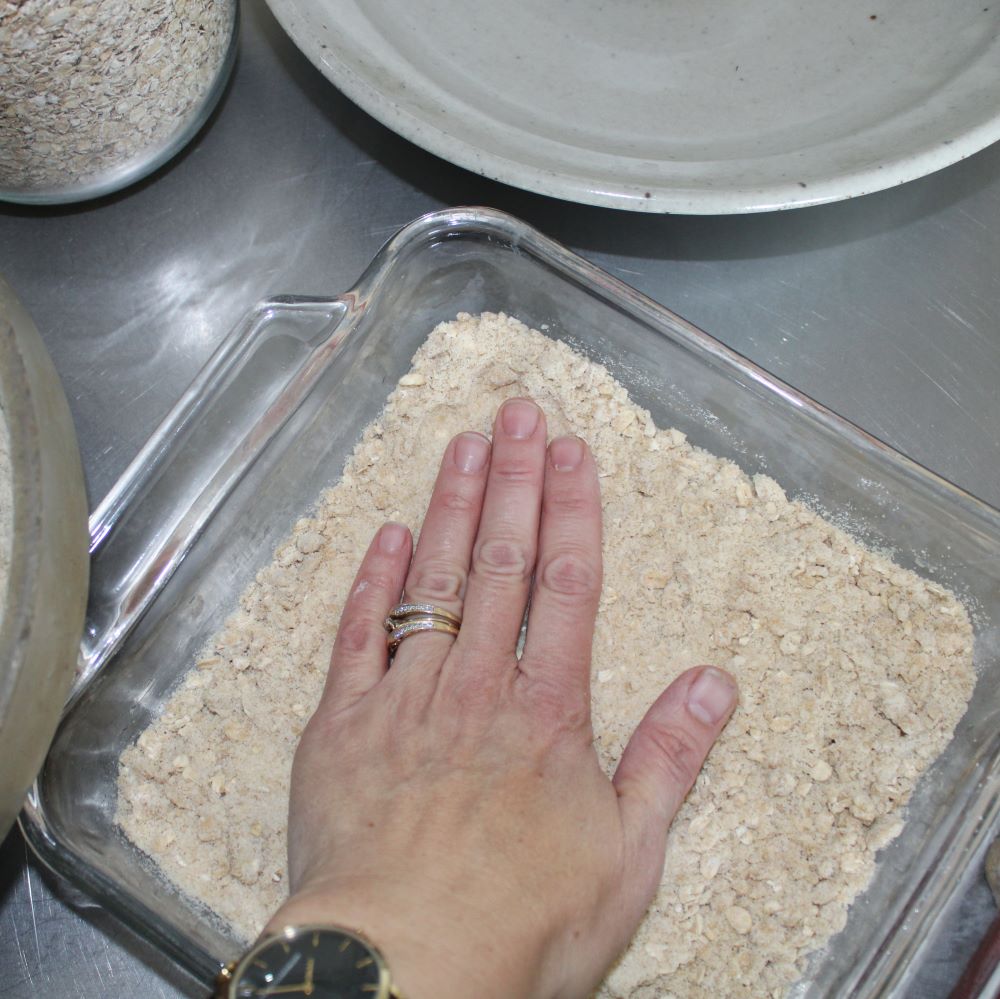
[232,927,386,998]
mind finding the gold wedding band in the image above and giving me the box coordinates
[386,618,460,654]
[385,602,462,630]
[385,602,462,655]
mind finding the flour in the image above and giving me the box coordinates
[117,313,975,998]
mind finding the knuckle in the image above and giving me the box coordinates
[644,725,702,792]
[529,679,590,733]
[447,676,502,719]
[299,710,338,753]
[473,535,534,582]
[407,561,467,603]
[491,455,542,486]
[438,488,478,516]
[355,570,398,598]
[538,550,601,600]
[545,490,594,517]
[335,618,375,656]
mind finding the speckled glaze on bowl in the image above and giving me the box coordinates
[264,0,1000,213]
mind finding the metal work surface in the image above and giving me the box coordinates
[1,3,999,996]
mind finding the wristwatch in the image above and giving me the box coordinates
[214,924,404,998]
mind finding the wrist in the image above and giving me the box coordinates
[264,886,543,999]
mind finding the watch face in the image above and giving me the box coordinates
[231,926,387,999]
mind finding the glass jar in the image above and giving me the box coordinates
[0,0,238,205]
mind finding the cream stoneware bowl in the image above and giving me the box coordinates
[266,0,1000,213]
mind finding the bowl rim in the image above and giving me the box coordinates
[0,274,89,837]
[0,319,44,715]
[263,2,1000,214]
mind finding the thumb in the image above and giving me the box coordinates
[612,666,738,920]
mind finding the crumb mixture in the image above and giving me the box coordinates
[117,313,975,998]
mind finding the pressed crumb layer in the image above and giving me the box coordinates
[118,313,975,998]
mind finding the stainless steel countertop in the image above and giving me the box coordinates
[2,3,999,996]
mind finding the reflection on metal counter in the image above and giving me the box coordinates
[0,3,998,998]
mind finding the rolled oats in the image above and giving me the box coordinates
[0,0,233,197]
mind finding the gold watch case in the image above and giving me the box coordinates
[215,924,401,999]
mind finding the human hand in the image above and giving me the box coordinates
[264,398,738,999]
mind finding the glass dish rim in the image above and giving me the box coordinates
[19,206,1000,993]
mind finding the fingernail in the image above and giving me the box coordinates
[454,432,490,473]
[500,399,540,439]
[550,435,584,471]
[378,522,408,554]
[686,667,737,725]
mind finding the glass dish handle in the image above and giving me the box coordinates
[73,295,351,704]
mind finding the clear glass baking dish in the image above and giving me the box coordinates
[20,208,1000,996]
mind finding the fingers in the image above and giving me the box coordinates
[520,436,602,705]
[613,667,738,918]
[391,432,491,670]
[458,399,547,661]
[318,522,411,713]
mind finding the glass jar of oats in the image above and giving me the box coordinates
[0,0,238,205]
